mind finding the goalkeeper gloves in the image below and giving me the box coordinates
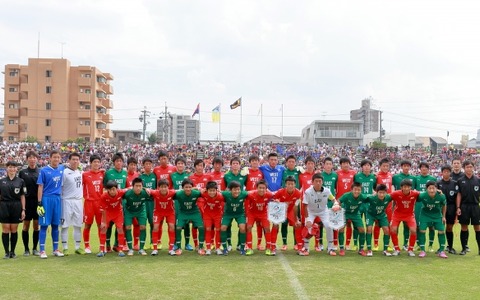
[240,167,250,176]
[37,202,45,217]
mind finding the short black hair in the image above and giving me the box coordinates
[256,179,268,188]
[286,155,296,162]
[142,157,153,164]
[462,160,474,168]
[181,178,194,188]
[441,165,452,172]
[157,179,169,187]
[157,151,168,159]
[127,157,138,165]
[90,154,101,163]
[304,156,315,164]
[6,161,17,167]
[351,182,362,189]
[213,157,223,165]
[284,176,296,184]
[249,155,259,163]
[132,177,143,186]
[360,159,373,167]
[230,157,241,164]
[379,158,390,165]
[400,179,413,187]
[339,157,351,165]
[375,184,387,192]
[105,180,118,189]
[175,156,186,165]
[419,161,430,169]
[426,180,437,189]
[228,181,241,190]
[268,153,278,159]
[194,159,204,167]
[25,151,39,159]
[323,157,333,164]
[68,152,80,160]
[400,160,412,167]
[312,173,323,181]
[206,181,218,190]
[112,152,124,162]
[50,150,61,157]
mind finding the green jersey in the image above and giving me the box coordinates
[354,172,376,194]
[223,171,247,190]
[221,190,248,215]
[416,175,437,192]
[418,191,446,219]
[339,192,367,215]
[282,168,301,189]
[365,194,392,216]
[104,168,127,188]
[171,172,190,190]
[140,172,157,190]
[174,189,201,214]
[123,189,149,212]
[392,173,417,190]
[322,171,338,197]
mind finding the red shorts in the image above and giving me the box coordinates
[385,203,392,221]
[287,212,297,226]
[247,214,270,228]
[84,200,102,225]
[203,212,222,228]
[313,216,322,223]
[391,215,416,229]
[153,213,175,225]
[106,212,124,229]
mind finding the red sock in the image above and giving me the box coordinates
[271,227,279,249]
[117,232,125,249]
[83,228,90,248]
[346,223,352,245]
[373,224,380,245]
[133,224,140,248]
[333,230,338,246]
[192,228,198,247]
[264,232,272,249]
[246,230,252,249]
[215,229,221,249]
[99,232,106,252]
[168,229,175,250]
[391,231,399,251]
[256,222,263,245]
[205,229,212,249]
[158,220,164,243]
[152,231,159,250]
[294,227,303,249]
[408,233,417,251]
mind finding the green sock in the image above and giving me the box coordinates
[339,232,345,250]
[358,232,365,250]
[403,223,409,246]
[419,231,426,251]
[239,232,246,250]
[175,228,182,248]
[438,233,446,252]
[353,228,359,246]
[428,228,435,247]
[139,229,146,250]
[126,229,133,249]
[198,227,205,249]
[383,235,390,251]
[184,223,191,245]
[221,230,228,249]
[226,226,232,246]
[366,233,372,250]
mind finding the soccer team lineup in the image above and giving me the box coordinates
[2,148,480,260]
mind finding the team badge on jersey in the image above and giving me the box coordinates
[268,202,287,225]
[14,188,20,194]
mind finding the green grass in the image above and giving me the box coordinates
[1,225,479,299]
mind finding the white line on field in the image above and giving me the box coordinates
[277,252,309,300]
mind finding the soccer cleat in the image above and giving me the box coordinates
[418,251,426,258]
[265,249,272,256]
[33,250,40,256]
[223,248,229,256]
[133,244,140,251]
[63,249,69,256]
[112,246,120,252]
[84,247,92,254]
[328,249,337,256]
[466,245,470,252]
[3,254,10,259]
[240,249,246,255]
[345,245,351,251]
[169,250,177,256]
[315,245,324,252]
[185,244,194,251]
[428,246,434,253]
[227,245,233,252]
[447,247,457,255]
[257,245,266,251]
[158,243,163,250]
[23,251,30,256]
[96,252,105,257]
[175,248,182,256]
[402,245,408,251]
[53,250,65,257]
[198,249,206,256]
[358,249,366,256]
[106,246,112,253]
[40,251,48,259]
[216,249,223,255]
[270,249,277,256]
[383,251,392,257]
[437,251,448,259]
[236,245,241,251]
[122,245,129,251]
[205,249,211,256]
[118,251,126,257]
[293,244,298,251]
[366,250,373,257]
[351,245,358,251]
[387,246,394,251]
[151,250,159,256]
[372,244,379,251]
[245,249,254,256]
[407,250,415,257]
[459,249,467,255]
[139,249,147,256]
[281,245,288,251]
[9,252,16,259]
[75,248,86,255]
[298,249,309,256]
[339,249,345,256]
[127,249,134,256]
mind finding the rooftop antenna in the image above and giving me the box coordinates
[59,41,66,58]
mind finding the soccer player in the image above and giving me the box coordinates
[302,173,338,256]
[60,152,85,255]
[220,181,248,255]
[199,181,225,255]
[336,157,356,250]
[374,158,393,251]
[19,150,40,256]
[338,182,367,256]
[437,165,458,254]
[153,150,175,187]
[244,155,265,250]
[125,157,141,251]
[417,181,448,258]
[82,155,104,254]
[97,180,126,257]
[364,184,392,256]
[456,160,480,255]
[259,152,285,193]
[147,179,176,256]
[416,162,437,252]
[244,180,272,255]
[36,150,65,259]
[208,157,226,191]
[189,159,211,250]
[123,177,149,256]
[390,179,420,257]
[322,157,338,246]
[0,161,26,258]
[139,157,157,249]
[270,176,302,256]
[174,179,205,255]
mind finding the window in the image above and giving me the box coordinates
[85,121,90,126]
[97,76,107,83]
[46,86,52,93]
[45,119,51,126]
[8,136,15,141]
[45,136,51,142]
[82,73,91,78]
[8,120,15,124]
[85,89,91,94]
[8,87,17,92]
[8,104,17,109]
[46,103,52,110]
[46,70,52,77]
[9,70,18,76]
[85,104,91,110]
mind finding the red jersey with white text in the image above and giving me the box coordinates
[153,165,176,188]
[126,171,139,188]
[336,169,356,198]
[83,170,105,201]
[273,188,302,214]
[100,189,127,214]
[376,171,393,193]
[299,170,320,194]
[200,191,225,215]
[245,190,273,217]
[245,169,264,191]
[150,189,176,215]
[190,173,212,189]
[390,190,420,219]
[208,171,226,191]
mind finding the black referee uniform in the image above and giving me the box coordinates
[18,166,40,254]
[437,178,458,252]
[456,174,480,254]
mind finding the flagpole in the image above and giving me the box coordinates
[281,103,284,144]
[260,104,263,145]
[219,103,222,141]
[240,99,243,143]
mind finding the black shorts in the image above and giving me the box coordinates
[458,204,480,226]
[24,197,39,221]
[445,204,457,225]
[0,201,22,224]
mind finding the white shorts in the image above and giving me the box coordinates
[305,211,329,225]
[62,199,83,228]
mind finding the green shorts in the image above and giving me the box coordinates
[365,213,389,227]
[176,213,203,229]
[359,203,369,215]
[414,202,423,224]
[145,200,154,224]
[221,214,246,226]
[345,214,365,229]
[124,209,147,226]
[418,218,445,231]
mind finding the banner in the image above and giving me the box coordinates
[267,201,287,225]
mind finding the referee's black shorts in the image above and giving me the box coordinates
[458,204,480,226]
[445,204,457,225]
[0,201,22,224]
[24,197,39,221]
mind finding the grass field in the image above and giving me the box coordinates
[2,225,479,300]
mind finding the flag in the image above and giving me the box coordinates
[230,97,242,110]
[447,131,449,137]
[257,105,261,116]
[192,103,200,117]
[212,105,220,123]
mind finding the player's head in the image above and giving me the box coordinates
[375,184,387,199]
[268,152,278,167]
[339,157,351,170]
[157,179,169,193]
[105,180,118,196]
[311,173,324,189]
[68,152,81,169]
[400,160,412,173]
[181,178,194,194]
[426,180,437,196]
[157,150,168,165]
[285,155,296,170]
[194,159,204,173]
[213,157,223,171]
[26,151,39,166]
[379,158,390,172]
[360,159,372,172]
[419,161,430,175]
[228,181,241,196]
[230,157,241,171]
[256,179,268,195]
[441,165,452,173]
[462,160,474,176]
[90,154,101,164]
[112,152,124,169]
[400,179,412,194]
[284,176,296,190]
[6,161,17,174]
[49,150,61,166]
[127,157,138,171]
[452,157,462,171]
[206,181,218,197]
[304,156,315,171]
[249,155,260,168]
[323,157,333,171]
[132,177,143,193]
[351,182,362,197]
[175,156,186,172]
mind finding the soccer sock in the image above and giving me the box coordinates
[117,232,125,249]
[61,227,69,250]
[125,229,133,249]
[184,223,191,245]
[476,231,480,252]
[74,226,82,250]
[408,233,417,251]
[150,224,154,245]
[264,231,271,250]
[22,230,29,251]
[319,223,324,245]
[339,232,345,250]
[221,230,228,249]
[460,230,468,250]
[303,238,310,251]
[281,221,288,245]
[383,235,390,251]
[39,226,48,252]
[215,229,221,249]
[205,229,212,249]
[446,231,454,249]
[99,232,106,252]
[438,233,446,252]
[33,230,39,250]
[256,222,263,246]
[373,225,380,246]
[358,232,365,250]
[152,231,159,250]
[139,229,146,250]
[226,225,232,246]
[294,227,303,249]
[2,233,9,254]
[366,232,372,250]
[198,227,205,249]
[346,224,352,246]
[105,225,112,248]
[83,227,90,248]
[168,229,175,251]
[192,227,199,247]
[158,220,164,242]
[390,231,399,251]
[428,228,435,247]
[246,230,252,249]
[333,230,338,246]
[353,228,359,247]
[175,228,182,248]
[271,227,279,249]
[238,231,246,251]
[51,225,59,251]
[403,223,410,247]
[11,232,18,253]
[418,231,426,251]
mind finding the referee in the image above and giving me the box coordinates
[0,161,26,259]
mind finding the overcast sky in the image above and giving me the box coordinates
[1,0,480,143]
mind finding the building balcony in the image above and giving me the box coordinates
[101,98,113,109]
[19,91,28,100]
[78,110,91,119]
[5,92,20,101]
[315,130,363,139]
[100,83,114,94]
[5,108,19,117]
[77,126,91,135]
[104,129,112,138]
[102,114,113,123]
[20,83,29,91]
[5,75,20,85]
[5,123,19,133]
[78,92,92,102]
[19,123,28,132]
[104,73,114,80]
[78,77,92,87]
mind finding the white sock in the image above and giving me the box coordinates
[61,227,69,249]
[74,227,82,250]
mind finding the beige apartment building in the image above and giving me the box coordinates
[3,58,113,143]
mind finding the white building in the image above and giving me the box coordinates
[300,120,363,146]
[157,114,200,144]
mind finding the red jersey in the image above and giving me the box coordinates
[245,168,264,191]
[82,170,105,201]
[377,171,393,193]
[200,191,224,215]
[273,188,302,213]
[126,171,139,188]
[390,190,420,219]
[150,189,176,215]
[208,171,226,191]
[299,170,319,193]
[245,190,273,216]
[153,165,176,188]
[336,169,356,198]
[100,189,127,214]
[190,173,212,189]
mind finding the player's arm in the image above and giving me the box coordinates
[20,194,26,220]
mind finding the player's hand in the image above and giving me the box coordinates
[456,207,461,216]
[442,217,446,224]
[20,210,25,221]
[240,167,249,176]
[37,204,45,217]
[100,222,107,230]
[332,203,341,212]
[294,220,302,228]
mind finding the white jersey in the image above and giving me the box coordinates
[62,167,83,200]
[303,186,333,214]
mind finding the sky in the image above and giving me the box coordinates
[1,0,480,144]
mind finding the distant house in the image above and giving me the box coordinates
[246,135,300,145]
[111,130,143,144]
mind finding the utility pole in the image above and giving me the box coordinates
[139,106,150,142]
[158,102,173,143]
[379,110,383,144]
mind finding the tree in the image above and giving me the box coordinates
[24,136,38,143]
[148,132,158,144]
